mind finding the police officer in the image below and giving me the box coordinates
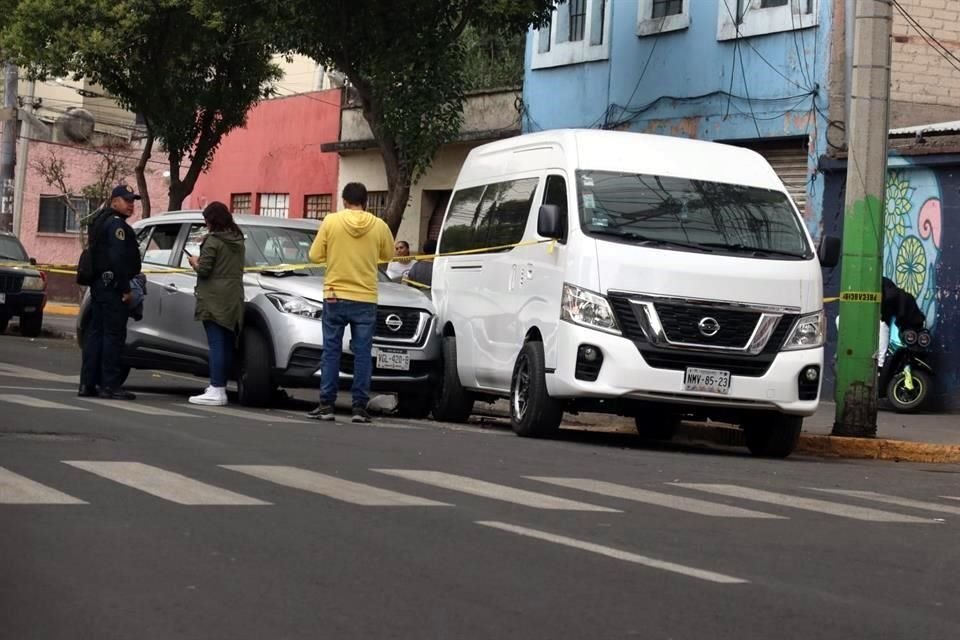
[79,185,142,400]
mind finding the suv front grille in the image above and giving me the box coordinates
[375,307,424,341]
[0,273,23,294]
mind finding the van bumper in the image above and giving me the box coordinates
[545,322,822,416]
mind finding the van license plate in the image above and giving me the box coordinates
[684,367,731,395]
[376,348,410,371]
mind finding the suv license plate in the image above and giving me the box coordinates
[376,348,410,371]
[684,367,731,395]
[0,293,5,304]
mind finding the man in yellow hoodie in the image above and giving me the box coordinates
[307,182,394,422]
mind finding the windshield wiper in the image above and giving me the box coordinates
[697,243,807,259]
[588,229,713,252]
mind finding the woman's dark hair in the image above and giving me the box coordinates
[203,201,242,235]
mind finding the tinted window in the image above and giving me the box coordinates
[136,228,152,258]
[142,224,182,265]
[577,171,812,258]
[542,175,568,240]
[0,235,27,261]
[439,178,539,255]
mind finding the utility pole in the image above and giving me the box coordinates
[833,0,893,437]
[0,63,17,231]
[11,79,35,238]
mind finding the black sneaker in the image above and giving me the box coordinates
[351,406,371,423]
[77,384,98,398]
[308,403,335,421]
[98,388,136,401]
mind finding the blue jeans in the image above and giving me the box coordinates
[320,300,377,407]
[204,321,235,387]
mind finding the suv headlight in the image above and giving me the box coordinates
[783,310,825,350]
[21,275,45,291]
[266,293,323,320]
[561,283,620,335]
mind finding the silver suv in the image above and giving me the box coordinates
[77,212,440,416]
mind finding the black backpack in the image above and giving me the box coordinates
[76,211,107,286]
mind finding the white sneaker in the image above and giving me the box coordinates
[189,386,228,406]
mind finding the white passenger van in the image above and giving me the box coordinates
[431,130,839,458]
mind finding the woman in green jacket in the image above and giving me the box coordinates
[187,201,245,406]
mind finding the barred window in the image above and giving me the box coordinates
[37,195,98,234]
[366,191,389,219]
[652,0,683,18]
[230,193,252,214]
[304,194,333,219]
[569,0,587,41]
[258,193,290,218]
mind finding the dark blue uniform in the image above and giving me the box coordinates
[80,209,141,394]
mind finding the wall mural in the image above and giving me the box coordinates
[884,159,943,331]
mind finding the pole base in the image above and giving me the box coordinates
[832,380,878,438]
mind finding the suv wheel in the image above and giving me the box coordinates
[432,336,473,423]
[19,312,43,338]
[237,329,275,407]
[0,316,8,334]
[396,392,433,419]
[510,341,563,438]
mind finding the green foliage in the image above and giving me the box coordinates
[1,0,282,206]
[461,26,525,91]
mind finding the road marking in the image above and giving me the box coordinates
[529,477,785,519]
[0,393,88,411]
[0,467,87,504]
[0,385,162,397]
[373,470,620,512]
[222,466,450,507]
[670,484,938,523]
[476,521,747,584]
[79,399,200,417]
[943,497,960,502]
[276,410,423,429]
[812,489,960,516]
[0,363,79,384]
[178,405,310,424]
[63,462,269,505]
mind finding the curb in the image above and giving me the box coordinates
[45,303,79,317]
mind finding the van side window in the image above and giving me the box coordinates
[439,178,539,255]
[542,175,568,240]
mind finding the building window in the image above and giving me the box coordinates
[717,0,818,41]
[37,195,99,234]
[366,191,388,219]
[638,0,690,36]
[531,0,609,69]
[231,193,252,214]
[258,193,290,218]
[304,194,333,219]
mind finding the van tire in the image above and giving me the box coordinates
[742,414,802,458]
[432,336,473,423]
[237,329,275,408]
[634,408,680,441]
[510,341,563,438]
[0,316,8,334]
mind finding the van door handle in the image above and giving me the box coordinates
[162,283,179,293]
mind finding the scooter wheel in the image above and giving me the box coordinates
[887,369,931,413]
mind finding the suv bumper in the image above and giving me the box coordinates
[0,291,46,319]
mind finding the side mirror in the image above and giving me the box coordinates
[537,204,564,240]
[29,257,37,266]
[817,235,841,268]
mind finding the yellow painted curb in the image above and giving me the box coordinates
[796,435,960,463]
[45,303,79,317]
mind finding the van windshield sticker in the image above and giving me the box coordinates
[583,193,596,209]
[582,176,594,187]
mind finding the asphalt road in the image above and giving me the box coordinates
[1,335,959,640]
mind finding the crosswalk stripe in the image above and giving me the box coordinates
[275,410,423,429]
[0,363,79,384]
[221,466,451,507]
[179,405,310,424]
[812,489,960,516]
[529,477,785,519]
[670,484,938,523]
[0,467,87,504]
[63,462,269,505]
[476,521,748,584]
[943,497,960,502]
[373,470,620,512]
[0,394,88,411]
[79,399,199,417]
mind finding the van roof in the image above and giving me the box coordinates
[460,129,786,192]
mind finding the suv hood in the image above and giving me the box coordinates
[252,273,435,312]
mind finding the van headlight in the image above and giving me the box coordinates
[266,293,323,320]
[21,275,45,291]
[561,284,620,335]
[783,310,825,350]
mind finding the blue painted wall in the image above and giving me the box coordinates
[523,0,835,235]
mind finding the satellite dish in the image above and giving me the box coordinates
[57,107,96,143]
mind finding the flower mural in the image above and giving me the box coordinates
[883,160,942,331]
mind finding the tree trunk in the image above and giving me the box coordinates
[135,134,154,218]
[382,155,411,238]
[166,115,220,212]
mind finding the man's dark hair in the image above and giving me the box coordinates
[342,182,368,207]
[422,239,438,254]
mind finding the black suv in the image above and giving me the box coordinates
[0,232,47,337]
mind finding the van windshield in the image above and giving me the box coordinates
[577,171,813,259]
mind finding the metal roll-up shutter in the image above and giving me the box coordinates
[747,141,810,213]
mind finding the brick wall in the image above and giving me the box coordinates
[890,0,960,128]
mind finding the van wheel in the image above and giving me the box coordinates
[19,312,43,338]
[238,329,275,407]
[396,392,433,419]
[432,336,474,423]
[634,408,680,441]
[510,341,563,438]
[0,316,8,334]
[742,414,802,458]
